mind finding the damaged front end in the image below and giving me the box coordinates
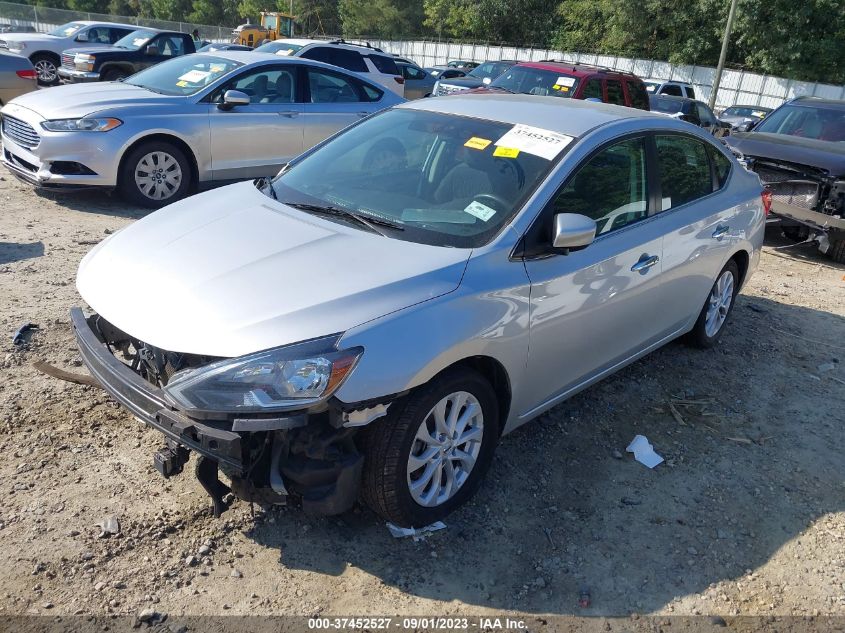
[71,308,390,517]
[742,156,845,247]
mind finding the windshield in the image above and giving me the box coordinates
[467,62,510,80]
[723,106,770,119]
[124,55,242,96]
[491,66,578,97]
[754,103,845,142]
[48,22,86,37]
[255,40,304,56]
[270,109,571,248]
[114,29,157,50]
[650,96,685,114]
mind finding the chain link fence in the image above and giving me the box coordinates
[0,1,234,42]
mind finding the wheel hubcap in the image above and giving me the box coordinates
[705,270,735,337]
[34,60,57,82]
[134,151,182,201]
[407,391,484,507]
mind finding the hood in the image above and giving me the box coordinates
[0,33,60,44]
[77,181,472,357]
[726,132,845,176]
[2,81,172,119]
[439,76,487,89]
[70,45,119,56]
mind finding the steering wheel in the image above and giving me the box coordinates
[472,193,510,213]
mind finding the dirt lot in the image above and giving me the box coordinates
[0,174,844,623]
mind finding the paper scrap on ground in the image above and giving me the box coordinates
[494,124,573,160]
[626,434,664,468]
[386,521,446,541]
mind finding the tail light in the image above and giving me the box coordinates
[393,76,404,84]
[16,69,37,80]
[761,189,772,216]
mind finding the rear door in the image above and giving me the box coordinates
[300,65,384,150]
[520,136,669,414]
[208,64,304,179]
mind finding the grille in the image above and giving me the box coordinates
[2,115,40,149]
[0,40,7,50]
[61,52,75,69]
[755,165,820,210]
[436,83,466,96]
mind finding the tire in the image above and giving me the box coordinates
[102,68,128,82]
[360,367,499,527]
[830,238,845,264]
[687,259,740,349]
[118,141,192,208]
[30,53,59,86]
[782,225,808,241]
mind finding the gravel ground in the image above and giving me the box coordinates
[0,175,844,622]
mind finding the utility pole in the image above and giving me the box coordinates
[709,0,739,109]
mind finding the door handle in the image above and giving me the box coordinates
[712,225,729,240]
[357,111,370,118]
[278,111,299,118]
[631,254,660,273]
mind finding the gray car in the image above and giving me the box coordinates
[72,95,765,526]
[0,51,403,207]
[0,51,36,104]
[396,60,435,99]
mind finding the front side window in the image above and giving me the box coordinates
[401,64,426,80]
[711,148,732,188]
[605,79,624,105]
[754,103,845,142]
[655,135,713,210]
[696,103,715,125]
[491,67,579,98]
[661,84,682,96]
[125,55,242,96]
[582,78,602,100]
[217,66,296,104]
[468,62,511,80]
[152,35,185,57]
[271,109,564,247]
[553,138,648,235]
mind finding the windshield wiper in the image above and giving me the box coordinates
[284,202,404,235]
[255,176,278,200]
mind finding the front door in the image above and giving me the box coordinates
[519,136,671,417]
[209,65,304,180]
[300,66,375,150]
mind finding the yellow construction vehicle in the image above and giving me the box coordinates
[232,11,295,47]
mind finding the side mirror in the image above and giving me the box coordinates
[552,213,596,252]
[220,89,250,110]
[75,31,89,42]
[737,120,756,132]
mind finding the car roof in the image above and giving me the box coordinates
[275,38,321,46]
[74,20,138,29]
[791,96,845,109]
[724,104,772,110]
[515,60,639,78]
[400,92,659,136]
[650,94,697,104]
[647,80,693,86]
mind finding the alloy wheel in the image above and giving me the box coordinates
[34,59,57,83]
[134,151,183,201]
[704,269,734,337]
[406,390,484,507]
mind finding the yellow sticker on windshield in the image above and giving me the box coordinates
[464,137,492,150]
[493,146,520,158]
[552,84,561,90]
[176,80,188,87]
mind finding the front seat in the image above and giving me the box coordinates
[434,160,494,205]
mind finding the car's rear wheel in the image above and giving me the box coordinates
[31,53,59,85]
[687,260,740,348]
[118,141,192,208]
[360,368,499,527]
[830,238,845,264]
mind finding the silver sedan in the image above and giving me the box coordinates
[0,51,404,207]
[0,51,36,104]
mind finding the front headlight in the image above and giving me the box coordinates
[8,41,25,51]
[41,117,122,132]
[74,53,95,71]
[163,335,363,414]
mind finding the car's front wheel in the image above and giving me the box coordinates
[688,259,740,348]
[31,53,59,85]
[118,141,192,208]
[360,368,499,527]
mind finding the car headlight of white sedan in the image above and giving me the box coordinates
[41,117,123,132]
[163,336,363,413]
[8,41,25,51]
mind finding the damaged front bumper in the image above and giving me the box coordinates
[71,307,381,517]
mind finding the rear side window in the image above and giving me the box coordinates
[661,84,683,97]
[582,78,602,100]
[367,54,399,75]
[627,81,649,110]
[655,135,713,210]
[307,67,374,103]
[711,148,732,188]
[605,79,624,105]
[301,46,367,73]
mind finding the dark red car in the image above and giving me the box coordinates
[482,60,650,110]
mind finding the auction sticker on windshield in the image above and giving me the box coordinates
[178,69,211,83]
[464,200,496,222]
[464,137,492,150]
[494,124,573,160]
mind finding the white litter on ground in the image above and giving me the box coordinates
[386,521,447,541]
[626,434,664,468]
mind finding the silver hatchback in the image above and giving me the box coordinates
[73,95,766,526]
[0,51,403,207]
